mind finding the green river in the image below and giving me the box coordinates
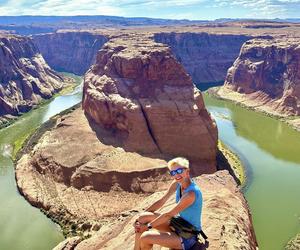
[0,77,300,249]
[0,73,82,250]
[204,94,300,250]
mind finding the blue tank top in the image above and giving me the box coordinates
[175,181,202,231]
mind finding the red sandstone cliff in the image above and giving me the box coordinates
[0,34,63,121]
[33,31,108,75]
[82,35,218,174]
[216,38,300,117]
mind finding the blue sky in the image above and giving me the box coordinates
[0,0,299,20]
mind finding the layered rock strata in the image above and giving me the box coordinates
[154,32,251,88]
[0,34,63,123]
[33,31,108,75]
[82,34,218,174]
[214,38,300,118]
[54,171,258,250]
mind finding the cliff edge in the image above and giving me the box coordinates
[54,171,258,250]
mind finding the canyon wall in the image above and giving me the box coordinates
[33,30,252,89]
[215,38,300,117]
[33,31,108,75]
[154,32,251,89]
[0,34,63,122]
[15,30,258,249]
[82,34,218,173]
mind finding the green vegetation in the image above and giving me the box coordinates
[217,140,246,186]
[12,128,36,160]
[55,84,75,96]
[0,118,17,130]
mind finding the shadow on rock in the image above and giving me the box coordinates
[191,240,209,250]
[85,111,128,149]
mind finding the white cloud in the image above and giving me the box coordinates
[0,0,124,15]
[0,0,298,18]
[276,0,300,2]
[0,0,211,18]
[210,0,291,18]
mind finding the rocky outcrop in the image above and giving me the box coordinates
[0,34,63,121]
[82,34,218,174]
[53,171,258,250]
[33,31,108,75]
[216,38,300,117]
[154,32,251,89]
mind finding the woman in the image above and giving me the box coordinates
[134,157,203,250]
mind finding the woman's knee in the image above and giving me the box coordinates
[139,231,154,245]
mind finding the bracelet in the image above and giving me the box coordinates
[147,223,152,230]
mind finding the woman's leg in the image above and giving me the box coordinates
[134,211,174,250]
[134,212,160,250]
[140,230,183,250]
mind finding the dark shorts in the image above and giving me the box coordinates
[180,235,197,250]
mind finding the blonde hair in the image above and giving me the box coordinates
[167,157,189,170]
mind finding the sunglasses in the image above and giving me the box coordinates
[169,167,186,176]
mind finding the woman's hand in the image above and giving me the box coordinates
[134,221,148,233]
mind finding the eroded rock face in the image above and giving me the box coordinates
[0,34,63,118]
[222,38,300,116]
[54,171,258,250]
[33,31,108,75]
[154,32,251,88]
[82,34,218,174]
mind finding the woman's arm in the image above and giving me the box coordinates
[147,191,195,228]
[145,180,177,212]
